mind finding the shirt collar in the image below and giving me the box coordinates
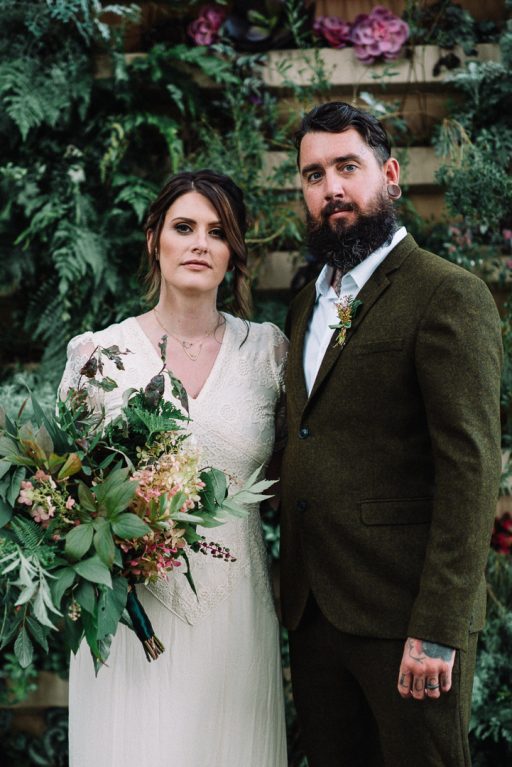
[314,226,407,300]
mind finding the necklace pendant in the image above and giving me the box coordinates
[181,341,194,349]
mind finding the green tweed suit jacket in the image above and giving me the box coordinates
[280,234,503,651]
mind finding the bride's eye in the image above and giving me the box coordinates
[175,223,192,234]
[210,227,225,239]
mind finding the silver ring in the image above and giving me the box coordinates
[425,683,440,690]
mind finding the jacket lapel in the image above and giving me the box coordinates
[287,283,316,410]
[307,234,417,404]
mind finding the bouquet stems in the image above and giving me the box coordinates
[126,586,165,662]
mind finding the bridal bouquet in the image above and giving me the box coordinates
[0,339,272,671]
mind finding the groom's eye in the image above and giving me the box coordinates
[306,171,323,183]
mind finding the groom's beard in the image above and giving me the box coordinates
[306,192,398,274]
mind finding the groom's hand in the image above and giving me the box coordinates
[397,637,456,700]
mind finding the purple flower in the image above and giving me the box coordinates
[351,6,409,64]
[313,15,352,49]
[187,5,226,47]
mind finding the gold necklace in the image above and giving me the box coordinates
[153,308,222,362]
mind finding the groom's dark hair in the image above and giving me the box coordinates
[294,101,392,167]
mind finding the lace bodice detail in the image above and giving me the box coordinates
[59,314,288,624]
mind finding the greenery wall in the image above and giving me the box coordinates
[0,1,511,765]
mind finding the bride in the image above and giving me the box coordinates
[59,169,288,766]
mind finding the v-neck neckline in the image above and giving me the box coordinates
[129,313,231,404]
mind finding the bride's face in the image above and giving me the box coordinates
[154,191,231,298]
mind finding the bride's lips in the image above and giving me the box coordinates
[181,260,212,269]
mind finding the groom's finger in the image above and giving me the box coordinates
[397,670,412,697]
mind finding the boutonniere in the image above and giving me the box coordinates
[329,295,363,348]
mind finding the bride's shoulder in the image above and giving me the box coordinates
[66,317,137,357]
[225,314,288,351]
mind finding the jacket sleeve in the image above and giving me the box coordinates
[407,271,503,649]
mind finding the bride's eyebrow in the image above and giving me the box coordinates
[170,217,222,226]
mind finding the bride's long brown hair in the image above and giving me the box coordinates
[143,170,252,318]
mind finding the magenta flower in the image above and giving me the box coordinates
[187,5,226,47]
[351,6,409,64]
[313,16,352,49]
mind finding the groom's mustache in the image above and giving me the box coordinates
[321,200,357,221]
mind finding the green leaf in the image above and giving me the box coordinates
[26,616,50,652]
[74,555,112,588]
[63,613,84,655]
[0,459,12,480]
[200,468,227,511]
[111,512,150,539]
[0,614,23,650]
[6,466,26,506]
[97,577,128,638]
[78,481,96,513]
[0,497,13,528]
[75,579,96,614]
[57,452,82,479]
[64,523,94,560]
[93,519,116,567]
[103,479,138,517]
[14,626,34,668]
[51,566,77,607]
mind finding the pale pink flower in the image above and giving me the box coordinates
[351,6,409,64]
[18,481,34,506]
[65,496,76,510]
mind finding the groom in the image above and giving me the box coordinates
[280,101,503,766]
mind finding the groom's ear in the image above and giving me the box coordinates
[384,157,400,185]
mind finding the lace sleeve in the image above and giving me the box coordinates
[267,323,288,453]
[267,323,288,395]
[58,332,97,401]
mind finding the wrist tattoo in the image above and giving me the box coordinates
[422,642,454,662]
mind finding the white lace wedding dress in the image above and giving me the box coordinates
[59,313,288,767]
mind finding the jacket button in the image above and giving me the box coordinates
[299,426,310,439]
[296,499,307,512]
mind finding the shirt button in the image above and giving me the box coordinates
[299,427,310,439]
[296,500,307,512]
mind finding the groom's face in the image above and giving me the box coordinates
[298,128,395,231]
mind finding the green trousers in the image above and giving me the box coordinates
[289,596,477,767]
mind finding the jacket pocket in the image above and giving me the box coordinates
[360,497,432,526]
[353,337,403,355]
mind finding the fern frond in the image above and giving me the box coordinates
[10,517,48,552]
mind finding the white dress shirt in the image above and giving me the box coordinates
[303,227,407,394]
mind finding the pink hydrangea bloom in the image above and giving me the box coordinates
[351,6,409,64]
[313,16,352,49]
[18,481,34,506]
[65,496,76,510]
[188,5,226,47]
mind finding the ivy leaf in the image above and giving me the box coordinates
[158,335,168,364]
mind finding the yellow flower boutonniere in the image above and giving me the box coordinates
[329,295,363,348]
